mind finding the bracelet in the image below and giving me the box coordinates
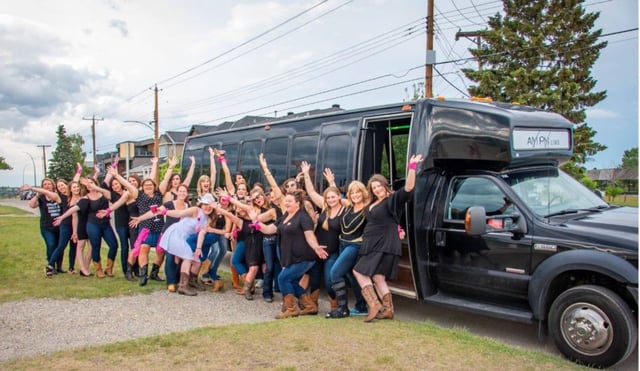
[220,196,231,204]
[76,169,82,174]
[161,208,167,216]
[216,157,226,163]
[105,208,112,217]
[408,162,418,171]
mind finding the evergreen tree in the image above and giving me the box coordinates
[48,125,87,181]
[619,147,638,169]
[0,156,12,170]
[462,0,607,178]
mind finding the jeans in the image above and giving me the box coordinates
[40,227,59,264]
[330,241,366,310]
[231,240,247,275]
[86,222,119,263]
[278,260,315,297]
[48,224,72,267]
[206,238,227,280]
[262,236,281,298]
[116,225,130,274]
[164,252,179,285]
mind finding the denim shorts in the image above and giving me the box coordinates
[143,231,161,247]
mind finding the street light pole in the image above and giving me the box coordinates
[37,144,51,178]
[23,151,37,185]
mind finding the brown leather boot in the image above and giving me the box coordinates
[178,272,196,296]
[376,293,394,319]
[231,266,242,290]
[211,279,224,292]
[243,281,254,301]
[298,293,318,315]
[361,285,382,322]
[310,289,320,308]
[199,259,211,276]
[236,274,246,295]
[275,294,299,319]
[93,261,105,278]
[105,258,114,277]
[188,272,206,291]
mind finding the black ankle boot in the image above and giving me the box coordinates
[125,263,134,281]
[149,263,164,282]
[139,264,148,286]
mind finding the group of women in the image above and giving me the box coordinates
[22,148,423,322]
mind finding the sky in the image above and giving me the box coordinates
[0,0,637,187]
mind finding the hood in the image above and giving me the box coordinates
[560,207,638,253]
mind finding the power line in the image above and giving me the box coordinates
[155,0,331,87]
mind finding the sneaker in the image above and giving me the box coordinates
[263,296,274,303]
[201,276,214,285]
[350,307,367,316]
[255,279,263,289]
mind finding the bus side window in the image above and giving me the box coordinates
[263,137,289,185]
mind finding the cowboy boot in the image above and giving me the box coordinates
[310,289,320,308]
[275,294,299,319]
[139,264,148,286]
[298,293,318,315]
[243,281,253,301]
[361,284,382,322]
[178,272,196,296]
[236,274,246,295]
[149,263,164,281]
[105,258,114,277]
[125,263,134,281]
[93,261,105,279]
[376,292,394,319]
[188,272,206,291]
[231,266,242,290]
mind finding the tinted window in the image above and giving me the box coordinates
[264,137,289,185]
[239,140,263,187]
[291,135,318,178]
[322,134,351,189]
[221,143,239,188]
[447,177,509,220]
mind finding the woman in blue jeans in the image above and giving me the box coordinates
[326,180,370,318]
[24,179,62,277]
[251,190,328,319]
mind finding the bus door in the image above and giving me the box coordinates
[360,113,416,298]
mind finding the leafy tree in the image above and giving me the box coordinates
[462,0,607,178]
[0,156,12,170]
[404,82,425,101]
[48,125,87,181]
[619,147,638,169]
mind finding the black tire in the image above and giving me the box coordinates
[548,285,637,368]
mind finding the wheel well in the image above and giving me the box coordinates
[542,269,638,320]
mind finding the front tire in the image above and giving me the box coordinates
[548,285,637,368]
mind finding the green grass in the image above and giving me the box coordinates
[609,194,638,207]
[0,205,30,215]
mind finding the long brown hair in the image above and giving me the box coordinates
[367,174,392,201]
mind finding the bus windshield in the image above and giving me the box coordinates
[505,168,608,218]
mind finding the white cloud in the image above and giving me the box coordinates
[586,108,622,120]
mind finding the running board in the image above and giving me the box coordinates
[425,293,534,324]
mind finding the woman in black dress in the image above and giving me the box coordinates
[353,154,422,322]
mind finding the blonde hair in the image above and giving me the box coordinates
[321,186,341,231]
[197,174,211,197]
[347,180,370,206]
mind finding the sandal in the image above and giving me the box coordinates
[45,265,54,278]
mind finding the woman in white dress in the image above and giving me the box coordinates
[147,193,227,296]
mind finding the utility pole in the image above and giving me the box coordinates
[36,144,51,177]
[153,85,160,184]
[455,30,485,71]
[82,115,104,167]
[425,0,435,98]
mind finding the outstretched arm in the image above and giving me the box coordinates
[182,155,196,188]
[107,167,139,200]
[217,149,235,195]
[301,161,324,208]
[208,147,217,186]
[149,157,158,184]
[159,157,178,195]
[22,185,61,206]
[404,154,423,193]
[259,153,282,201]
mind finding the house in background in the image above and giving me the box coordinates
[587,168,638,193]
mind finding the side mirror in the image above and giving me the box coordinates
[465,206,527,236]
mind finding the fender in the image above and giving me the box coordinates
[529,249,638,320]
